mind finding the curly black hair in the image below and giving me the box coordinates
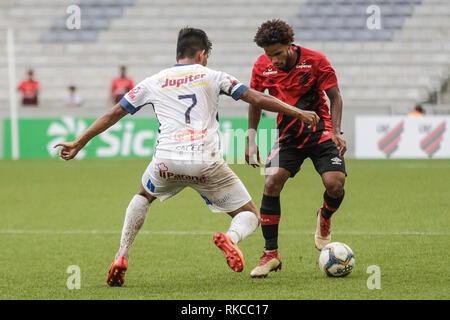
[176,27,212,60]
[253,19,295,48]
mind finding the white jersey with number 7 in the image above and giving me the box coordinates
[119,63,249,161]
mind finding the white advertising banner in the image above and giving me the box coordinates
[355,116,450,159]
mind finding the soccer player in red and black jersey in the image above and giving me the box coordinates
[245,19,347,278]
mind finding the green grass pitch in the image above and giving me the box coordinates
[0,159,449,300]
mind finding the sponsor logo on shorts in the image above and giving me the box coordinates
[157,162,168,172]
[157,163,206,183]
[213,193,232,206]
[174,129,208,142]
[331,157,342,165]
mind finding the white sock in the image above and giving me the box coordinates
[116,194,150,259]
[226,211,259,244]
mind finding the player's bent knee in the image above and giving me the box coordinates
[138,185,156,203]
[264,178,284,196]
[264,168,290,196]
[228,200,260,220]
[322,172,345,196]
[325,180,344,198]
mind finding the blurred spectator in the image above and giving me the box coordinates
[111,66,134,104]
[408,104,425,117]
[17,69,39,106]
[64,86,82,107]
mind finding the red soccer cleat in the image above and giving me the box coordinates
[106,255,128,287]
[213,232,245,272]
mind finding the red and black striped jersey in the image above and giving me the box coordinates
[251,45,338,149]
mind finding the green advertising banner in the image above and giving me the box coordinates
[3,117,278,160]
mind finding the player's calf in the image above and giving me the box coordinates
[314,189,345,250]
[214,210,259,272]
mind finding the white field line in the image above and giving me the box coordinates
[0,230,448,236]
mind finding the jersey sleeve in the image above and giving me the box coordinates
[316,54,338,91]
[250,64,265,92]
[215,71,249,101]
[119,80,152,115]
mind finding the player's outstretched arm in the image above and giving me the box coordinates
[242,89,319,167]
[245,103,262,167]
[326,85,346,157]
[240,89,320,127]
[54,104,128,160]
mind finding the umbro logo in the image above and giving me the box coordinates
[331,157,342,165]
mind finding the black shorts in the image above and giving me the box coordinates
[265,139,346,178]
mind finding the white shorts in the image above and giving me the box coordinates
[141,157,252,213]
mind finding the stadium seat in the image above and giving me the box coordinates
[383,16,405,29]
[41,0,134,44]
[345,16,366,29]
[0,0,449,115]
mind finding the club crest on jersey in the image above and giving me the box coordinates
[263,67,278,75]
[296,61,312,69]
[161,73,206,88]
[174,128,208,142]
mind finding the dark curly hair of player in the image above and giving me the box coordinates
[253,19,295,48]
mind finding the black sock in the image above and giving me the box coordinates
[321,190,345,220]
[260,194,281,251]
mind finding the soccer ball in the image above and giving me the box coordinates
[318,242,355,277]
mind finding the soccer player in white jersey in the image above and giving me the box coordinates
[54,27,319,286]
